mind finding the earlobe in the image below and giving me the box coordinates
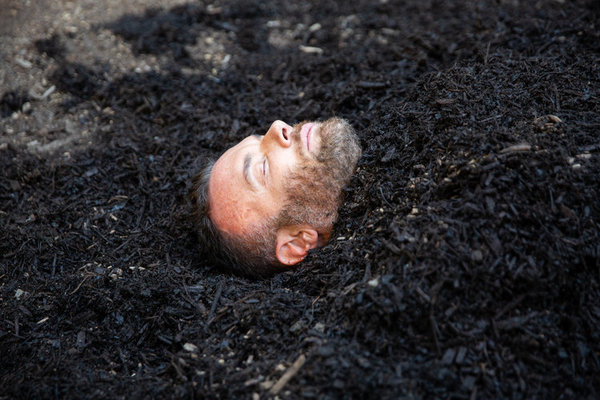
[275,226,319,266]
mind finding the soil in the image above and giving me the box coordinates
[1,0,599,399]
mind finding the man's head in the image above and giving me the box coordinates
[190,117,361,276]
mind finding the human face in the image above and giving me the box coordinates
[208,120,324,236]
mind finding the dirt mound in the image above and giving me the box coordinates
[1,0,598,398]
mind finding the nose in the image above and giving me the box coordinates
[265,120,293,148]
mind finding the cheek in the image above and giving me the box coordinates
[211,190,273,235]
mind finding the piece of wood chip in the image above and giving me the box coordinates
[183,343,198,352]
[299,45,323,54]
[15,57,32,69]
[500,143,531,154]
[548,114,562,123]
[269,354,307,395]
[436,98,457,105]
[357,81,387,89]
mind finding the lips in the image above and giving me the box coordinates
[301,122,314,152]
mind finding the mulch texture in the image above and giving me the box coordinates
[1,0,599,398]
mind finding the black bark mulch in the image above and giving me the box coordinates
[1,0,599,398]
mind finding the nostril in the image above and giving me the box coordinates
[281,127,288,140]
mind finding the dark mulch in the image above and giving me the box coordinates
[1,0,599,398]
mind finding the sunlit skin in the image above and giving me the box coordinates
[208,120,323,264]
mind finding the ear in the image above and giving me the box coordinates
[275,226,320,266]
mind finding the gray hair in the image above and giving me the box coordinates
[189,159,282,277]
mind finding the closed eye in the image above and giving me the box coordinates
[261,156,270,186]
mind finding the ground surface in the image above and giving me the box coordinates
[1,0,599,398]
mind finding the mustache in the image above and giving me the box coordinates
[291,121,307,146]
[290,118,342,157]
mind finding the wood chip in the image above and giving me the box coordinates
[40,85,56,100]
[299,45,323,54]
[183,343,198,352]
[269,354,307,395]
[500,143,531,154]
[15,57,32,69]
[548,114,562,123]
[357,81,387,89]
[441,348,456,364]
[436,98,457,105]
[415,286,431,303]
[496,312,539,330]
[309,23,322,32]
[28,85,56,101]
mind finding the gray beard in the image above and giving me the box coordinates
[277,117,362,232]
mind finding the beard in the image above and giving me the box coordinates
[275,117,362,235]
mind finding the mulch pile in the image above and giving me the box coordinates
[1,0,599,398]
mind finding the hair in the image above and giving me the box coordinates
[189,159,282,277]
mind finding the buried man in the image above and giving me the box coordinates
[190,117,361,276]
